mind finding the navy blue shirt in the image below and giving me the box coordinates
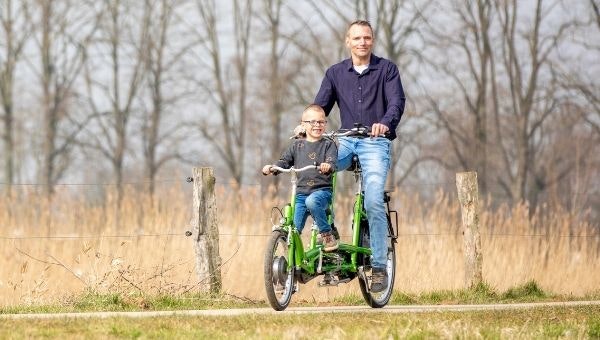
[314,54,406,140]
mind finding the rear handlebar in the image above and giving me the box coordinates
[324,124,390,138]
[290,124,389,139]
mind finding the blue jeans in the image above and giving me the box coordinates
[337,136,391,269]
[294,189,332,234]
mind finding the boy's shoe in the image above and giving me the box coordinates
[316,225,339,245]
[321,232,338,252]
[330,224,340,240]
[370,267,388,293]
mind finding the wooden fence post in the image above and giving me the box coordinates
[456,171,483,288]
[190,167,222,293]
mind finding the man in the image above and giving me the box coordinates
[314,20,406,292]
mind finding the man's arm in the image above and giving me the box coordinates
[380,63,405,133]
[314,69,338,116]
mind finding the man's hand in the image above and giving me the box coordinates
[370,123,389,138]
[262,165,273,176]
[292,124,306,138]
[319,162,332,174]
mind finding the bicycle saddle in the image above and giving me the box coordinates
[346,155,361,172]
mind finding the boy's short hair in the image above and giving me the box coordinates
[303,104,325,114]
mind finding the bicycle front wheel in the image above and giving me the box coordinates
[264,229,295,311]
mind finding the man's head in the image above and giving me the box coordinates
[345,20,374,64]
[301,104,327,141]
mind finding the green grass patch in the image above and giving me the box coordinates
[0,280,596,315]
[5,307,598,339]
[501,280,547,301]
[588,317,600,338]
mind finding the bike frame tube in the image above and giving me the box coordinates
[351,169,364,268]
[328,172,337,226]
[351,192,364,267]
[286,169,300,271]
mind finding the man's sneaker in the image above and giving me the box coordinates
[370,267,388,293]
[321,232,338,252]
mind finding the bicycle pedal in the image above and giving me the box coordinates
[318,274,337,287]
[318,279,338,287]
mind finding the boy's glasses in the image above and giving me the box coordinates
[302,120,327,127]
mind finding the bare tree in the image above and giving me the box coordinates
[140,0,194,195]
[491,0,576,204]
[558,0,600,140]
[82,0,147,204]
[29,0,100,196]
[418,0,582,207]
[0,0,30,193]
[192,0,252,186]
[252,0,309,192]
[419,1,495,193]
[546,0,600,216]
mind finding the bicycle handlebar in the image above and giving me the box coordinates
[325,124,390,138]
[269,165,318,173]
[290,124,390,139]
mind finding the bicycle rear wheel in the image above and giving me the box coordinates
[359,237,396,308]
[264,229,295,311]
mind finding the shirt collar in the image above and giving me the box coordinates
[344,54,380,72]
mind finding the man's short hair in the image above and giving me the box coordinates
[347,20,373,37]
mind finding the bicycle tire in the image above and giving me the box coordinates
[358,236,396,308]
[264,229,295,311]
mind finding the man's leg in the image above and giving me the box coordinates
[356,137,391,270]
[336,137,355,171]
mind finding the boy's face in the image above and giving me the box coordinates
[301,109,327,141]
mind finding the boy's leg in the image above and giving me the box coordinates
[305,189,332,233]
[306,189,337,251]
[293,194,309,233]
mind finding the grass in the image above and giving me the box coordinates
[2,280,599,314]
[1,305,599,339]
[1,277,599,338]
[1,181,599,308]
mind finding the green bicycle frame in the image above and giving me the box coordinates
[281,168,371,276]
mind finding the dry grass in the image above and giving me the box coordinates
[0,181,598,306]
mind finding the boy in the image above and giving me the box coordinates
[262,105,338,251]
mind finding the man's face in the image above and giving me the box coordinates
[345,24,374,61]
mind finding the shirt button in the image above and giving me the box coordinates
[358,86,362,90]
[358,99,362,103]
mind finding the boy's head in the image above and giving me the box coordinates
[301,104,327,141]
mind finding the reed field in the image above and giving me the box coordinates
[0,179,598,307]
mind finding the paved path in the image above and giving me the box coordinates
[2,300,599,319]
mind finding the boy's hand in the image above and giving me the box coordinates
[319,162,332,174]
[262,165,273,176]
